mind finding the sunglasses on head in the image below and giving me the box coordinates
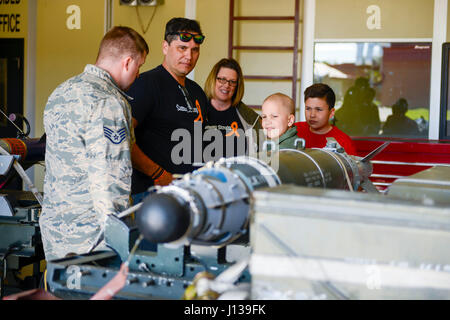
[168,32,205,44]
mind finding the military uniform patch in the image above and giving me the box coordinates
[104,126,126,144]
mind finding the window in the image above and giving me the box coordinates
[314,42,432,138]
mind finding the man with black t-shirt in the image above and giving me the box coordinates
[127,18,208,200]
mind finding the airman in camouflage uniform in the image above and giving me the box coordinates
[40,27,148,261]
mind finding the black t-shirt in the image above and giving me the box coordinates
[127,65,208,194]
[204,104,247,161]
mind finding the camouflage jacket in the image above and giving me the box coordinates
[40,64,135,261]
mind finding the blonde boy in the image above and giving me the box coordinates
[261,93,299,149]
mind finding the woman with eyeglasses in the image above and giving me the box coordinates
[203,58,262,160]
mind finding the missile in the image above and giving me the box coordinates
[136,140,389,247]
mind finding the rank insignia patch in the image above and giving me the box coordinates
[104,126,126,144]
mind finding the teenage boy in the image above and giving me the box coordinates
[295,83,357,155]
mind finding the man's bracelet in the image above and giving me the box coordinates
[151,167,165,180]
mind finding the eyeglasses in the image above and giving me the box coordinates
[216,77,238,87]
[168,32,205,44]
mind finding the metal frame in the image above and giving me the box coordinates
[440,42,450,139]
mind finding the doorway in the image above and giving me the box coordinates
[0,38,24,138]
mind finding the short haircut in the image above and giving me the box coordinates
[304,83,336,110]
[96,26,149,63]
[263,93,295,115]
[392,98,408,115]
[164,17,203,44]
[204,58,244,107]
